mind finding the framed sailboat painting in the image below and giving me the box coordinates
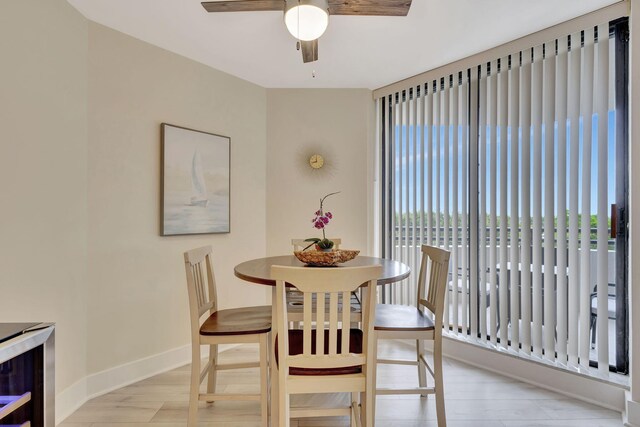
[161,123,230,235]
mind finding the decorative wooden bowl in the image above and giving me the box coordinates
[294,249,360,267]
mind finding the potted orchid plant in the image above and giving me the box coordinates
[304,191,340,252]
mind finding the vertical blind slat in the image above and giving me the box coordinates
[416,89,421,305]
[383,96,388,301]
[462,76,472,337]
[406,88,418,305]
[435,83,448,328]
[595,23,610,372]
[479,65,488,339]
[404,93,411,305]
[390,95,397,304]
[543,41,557,361]
[531,44,544,358]
[579,28,595,367]
[396,96,403,304]
[567,32,582,366]
[443,77,454,329]
[509,56,521,350]
[488,60,499,346]
[426,84,434,246]
[556,36,570,364]
[420,85,426,251]
[520,48,533,355]
[498,57,509,347]
[531,46,543,357]
[435,84,441,248]
[451,79,460,334]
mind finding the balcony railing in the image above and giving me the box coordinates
[382,224,625,375]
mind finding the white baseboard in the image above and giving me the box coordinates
[55,377,87,425]
[626,396,640,427]
[441,337,627,413]
[55,343,240,425]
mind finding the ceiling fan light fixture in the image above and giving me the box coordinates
[284,0,329,42]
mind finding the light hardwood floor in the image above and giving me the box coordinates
[61,340,623,427]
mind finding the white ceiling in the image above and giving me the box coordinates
[67,0,619,89]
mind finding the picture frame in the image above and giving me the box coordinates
[161,123,230,236]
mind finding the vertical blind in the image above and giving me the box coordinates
[377,17,628,375]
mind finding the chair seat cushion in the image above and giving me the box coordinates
[200,305,272,336]
[374,304,435,331]
[276,329,363,375]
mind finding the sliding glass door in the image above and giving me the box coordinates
[378,18,629,375]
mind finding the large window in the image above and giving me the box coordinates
[377,18,629,375]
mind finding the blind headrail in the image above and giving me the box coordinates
[372,1,628,100]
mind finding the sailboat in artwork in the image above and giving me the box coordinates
[189,149,209,207]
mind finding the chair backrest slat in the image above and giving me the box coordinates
[272,265,382,370]
[328,292,339,356]
[184,246,218,338]
[303,292,313,356]
[341,291,351,351]
[316,292,326,352]
[195,263,206,308]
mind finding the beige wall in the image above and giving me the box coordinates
[86,23,269,373]
[0,0,372,409]
[1,0,372,402]
[266,89,373,256]
[0,0,89,392]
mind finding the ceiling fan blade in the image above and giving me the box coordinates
[201,1,283,13]
[301,39,319,63]
[328,0,412,16]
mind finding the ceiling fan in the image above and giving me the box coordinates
[201,0,412,63]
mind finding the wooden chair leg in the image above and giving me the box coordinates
[271,293,280,427]
[417,339,428,397]
[188,343,201,427]
[366,336,378,427]
[350,392,359,427]
[279,386,290,427]
[259,334,269,427]
[207,343,218,398]
[434,336,446,427]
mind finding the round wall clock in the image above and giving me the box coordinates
[298,147,335,178]
[309,154,324,169]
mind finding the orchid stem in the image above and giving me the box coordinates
[320,191,340,206]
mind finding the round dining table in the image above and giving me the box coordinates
[233,254,410,426]
[234,255,411,286]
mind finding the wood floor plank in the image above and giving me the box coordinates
[63,401,163,423]
[62,341,623,426]
[503,421,622,427]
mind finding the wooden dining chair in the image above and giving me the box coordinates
[272,264,382,427]
[373,245,451,427]
[183,246,271,427]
